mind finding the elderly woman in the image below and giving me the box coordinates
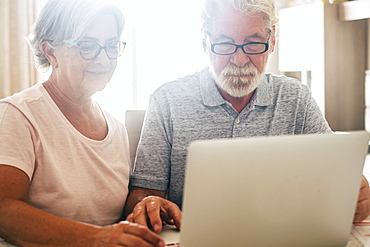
[0,0,164,246]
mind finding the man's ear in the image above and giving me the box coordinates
[40,41,58,68]
[269,26,277,53]
[201,29,209,54]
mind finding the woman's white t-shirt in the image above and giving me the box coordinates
[0,83,131,226]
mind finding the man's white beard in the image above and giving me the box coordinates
[210,63,265,98]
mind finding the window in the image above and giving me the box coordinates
[94,0,208,122]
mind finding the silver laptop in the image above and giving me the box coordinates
[160,131,370,247]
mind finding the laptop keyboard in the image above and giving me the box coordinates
[347,233,364,247]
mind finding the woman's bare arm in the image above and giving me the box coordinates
[0,165,164,247]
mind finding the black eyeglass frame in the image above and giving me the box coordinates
[75,41,126,60]
[208,33,271,56]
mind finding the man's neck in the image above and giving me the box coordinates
[217,87,255,113]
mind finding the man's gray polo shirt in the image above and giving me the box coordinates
[130,67,331,208]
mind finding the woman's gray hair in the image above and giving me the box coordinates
[28,0,125,70]
[201,0,279,33]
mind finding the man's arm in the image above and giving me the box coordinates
[124,186,182,233]
[355,176,370,222]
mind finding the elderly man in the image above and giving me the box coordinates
[125,0,370,232]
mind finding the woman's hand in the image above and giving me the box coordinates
[79,221,165,247]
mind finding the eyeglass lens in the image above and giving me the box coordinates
[213,43,267,55]
[78,41,125,60]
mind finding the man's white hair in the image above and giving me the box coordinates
[201,0,279,33]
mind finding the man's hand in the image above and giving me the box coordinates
[354,175,370,222]
[126,196,182,233]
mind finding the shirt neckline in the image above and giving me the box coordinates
[39,83,111,144]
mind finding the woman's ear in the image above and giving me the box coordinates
[202,39,208,54]
[40,41,58,68]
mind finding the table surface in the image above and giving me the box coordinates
[0,232,366,247]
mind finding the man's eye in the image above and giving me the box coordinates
[244,43,264,52]
[215,44,234,52]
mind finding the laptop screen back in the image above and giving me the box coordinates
[180,132,369,247]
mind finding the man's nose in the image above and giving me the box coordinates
[229,47,250,67]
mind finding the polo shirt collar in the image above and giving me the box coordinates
[200,67,273,107]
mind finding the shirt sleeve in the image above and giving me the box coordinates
[298,87,332,134]
[0,102,36,180]
[129,92,172,191]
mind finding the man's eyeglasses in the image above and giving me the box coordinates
[209,35,270,56]
[75,41,126,60]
